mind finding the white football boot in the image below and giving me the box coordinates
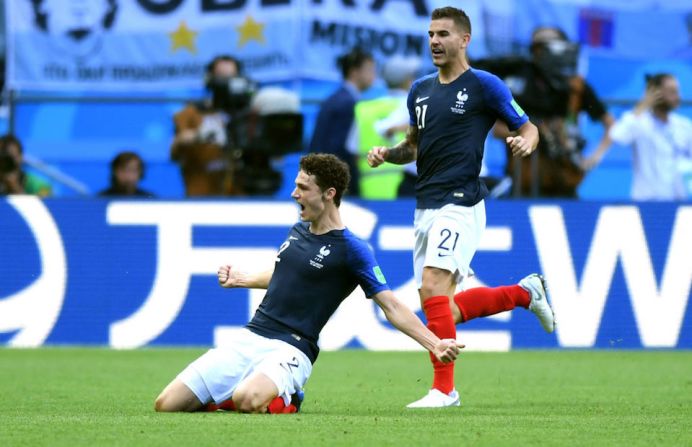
[519,274,556,333]
[406,389,460,408]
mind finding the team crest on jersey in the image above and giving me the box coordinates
[451,89,469,115]
[309,245,331,269]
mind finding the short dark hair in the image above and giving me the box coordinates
[110,151,145,183]
[337,47,374,79]
[299,153,350,206]
[431,6,471,34]
[645,73,674,88]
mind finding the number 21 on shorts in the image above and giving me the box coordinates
[437,228,459,256]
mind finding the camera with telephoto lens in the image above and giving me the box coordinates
[208,75,257,115]
[532,40,579,89]
[210,77,304,195]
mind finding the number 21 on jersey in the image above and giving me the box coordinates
[415,105,428,129]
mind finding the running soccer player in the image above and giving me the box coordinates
[154,153,464,414]
[367,6,556,408]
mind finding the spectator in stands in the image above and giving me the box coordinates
[99,151,154,197]
[351,55,421,199]
[0,134,52,196]
[585,73,692,200]
[310,47,376,197]
[171,54,254,196]
[476,26,614,197]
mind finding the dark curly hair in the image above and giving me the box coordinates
[431,6,471,34]
[299,153,350,206]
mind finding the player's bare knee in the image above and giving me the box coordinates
[232,388,269,413]
[420,282,450,300]
[154,390,183,412]
[419,283,438,300]
[420,274,455,301]
[154,393,169,412]
[231,388,249,412]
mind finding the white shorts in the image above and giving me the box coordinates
[413,201,486,288]
[177,329,312,406]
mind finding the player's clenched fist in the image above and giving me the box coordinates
[367,146,388,167]
[434,339,465,363]
[217,264,236,288]
[506,135,534,157]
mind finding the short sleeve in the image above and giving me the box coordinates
[476,70,528,131]
[407,86,416,127]
[346,238,390,298]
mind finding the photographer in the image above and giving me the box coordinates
[229,86,303,196]
[171,55,301,197]
[171,55,255,196]
[0,134,52,197]
[475,26,614,197]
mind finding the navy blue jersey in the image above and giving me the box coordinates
[407,68,528,208]
[246,222,389,363]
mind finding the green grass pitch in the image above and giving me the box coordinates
[0,348,690,446]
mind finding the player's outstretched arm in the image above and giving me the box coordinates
[367,125,418,167]
[372,290,464,363]
[217,265,273,289]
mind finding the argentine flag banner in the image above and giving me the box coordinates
[5,0,453,91]
[6,0,302,91]
[6,1,691,92]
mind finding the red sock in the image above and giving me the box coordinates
[453,285,530,322]
[203,398,236,412]
[267,396,297,414]
[422,295,456,395]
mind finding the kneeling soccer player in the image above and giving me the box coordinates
[154,153,464,414]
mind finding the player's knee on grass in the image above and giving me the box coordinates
[154,390,194,412]
[154,392,174,412]
[232,386,274,413]
[154,382,203,412]
[154,395,202,413]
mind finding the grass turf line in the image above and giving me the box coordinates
[0,348,689,446]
